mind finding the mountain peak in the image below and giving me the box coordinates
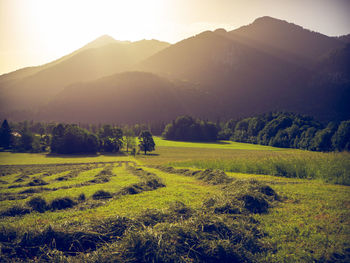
[252,16,285,24]
[95,34,116,42]
[214,28,227,35]
[82,35,121,50]
[250,16,305,31]
[230,16,343,61]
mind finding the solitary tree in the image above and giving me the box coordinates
[124,128,136,152]
[138,130,155,155]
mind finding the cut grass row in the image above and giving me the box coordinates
[223,172,350,262]
[1,138,349,262]
[0,164,279,262]
[0,165,218,228]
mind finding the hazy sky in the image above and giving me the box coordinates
[0,0,349,75]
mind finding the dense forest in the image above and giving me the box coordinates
[219,112,350,152]
[1,112,349,154]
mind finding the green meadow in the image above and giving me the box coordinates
[0,138,349,262]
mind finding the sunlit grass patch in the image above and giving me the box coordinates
[253,180,350,262]
[0,141,349,262]
[170,151,350,185]
[153,136,288,151]
[94,167,220,218]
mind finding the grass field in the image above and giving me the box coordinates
[0,138,349,262]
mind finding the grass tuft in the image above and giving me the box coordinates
[50,197,76,210]
[27,196,47,213]
[92,190,113,200]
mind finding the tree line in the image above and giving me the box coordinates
[1,112,349,153]
[218,112,350,152]
[0,121,155,155]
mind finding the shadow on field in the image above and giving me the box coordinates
[162,139,231,145]
[45,152,127,158]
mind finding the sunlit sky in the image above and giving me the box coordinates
[0,0,349,75]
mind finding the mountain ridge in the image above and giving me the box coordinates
[1,16,349,122]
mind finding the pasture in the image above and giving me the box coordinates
[0,138,349,262]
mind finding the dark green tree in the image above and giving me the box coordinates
[332,120,350,151]
[99,125,123,152]
[297,127,317,150]
[310,122,338,152]
[138,130,155,155]
[50,124,99,154]
[51,124,66,153]
[12,128,41,153]
[0,119,12,149]
[162,116,218,142]
[124,128,136,152]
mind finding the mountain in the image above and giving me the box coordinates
[1,17,349,123]
[0,38,170,111]
[229,16,344,65]
[0,35,120,86]
[303,43,350,121]
[136,17,348,121]
[37,72,218,123]
[137,29,309,116]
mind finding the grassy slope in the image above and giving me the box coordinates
[0,138,349,262]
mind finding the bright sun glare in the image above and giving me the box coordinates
[26,0,166,54]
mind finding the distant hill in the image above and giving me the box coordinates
[0,37,170,111]
[37,72,218,123]
[1,17,349,123]
[0,35,120,86]
[136,29,309,118]
[229,16,344,65]
[136,17,349,121]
